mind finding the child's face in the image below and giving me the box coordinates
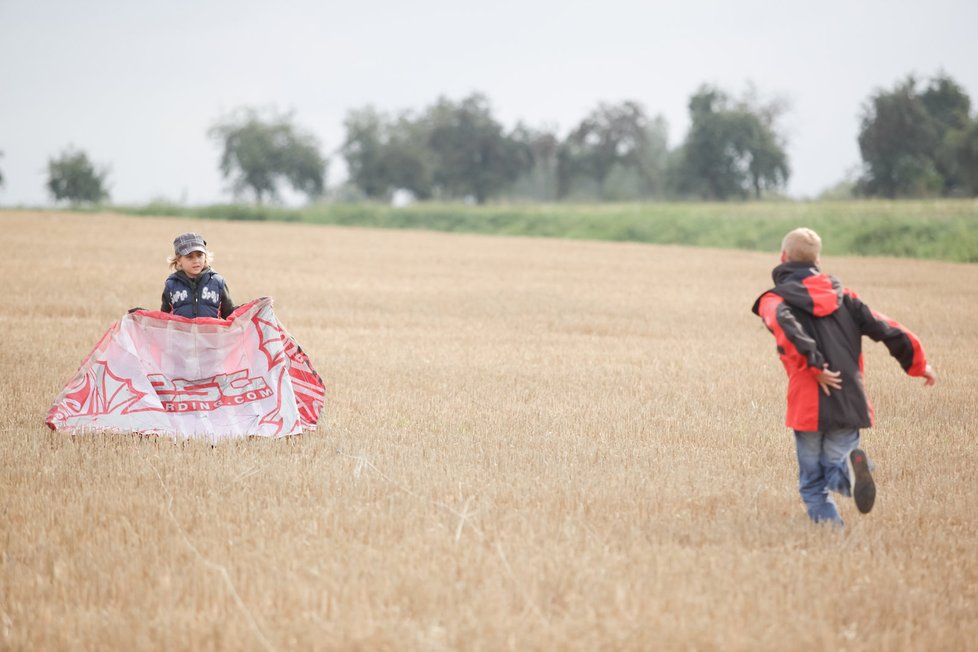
[178,251,206,277]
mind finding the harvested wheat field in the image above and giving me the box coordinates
[1,210,977,651]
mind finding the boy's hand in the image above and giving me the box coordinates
[923,364,937,386]
[815,364,842,396]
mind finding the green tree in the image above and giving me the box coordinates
[921,74,972,194]
[673,86,790,200]
[920,74,971,135]
[856,73,975,197]
[957,120,978,195]
[383,114,435,199]
[509,124,561,200]
[209,108,327,203]
[557,101,669,200]
[46,147,110,204]
[425,94,531,203]
[341,107,433,200]
[340,107,387,199]
[858,77,941,197]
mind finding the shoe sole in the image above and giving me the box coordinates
[850,449,876,514]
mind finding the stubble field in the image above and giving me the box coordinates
[1,210,977,651]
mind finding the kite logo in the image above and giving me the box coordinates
[149,369,273,412]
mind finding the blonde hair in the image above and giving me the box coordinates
[781,227,821,263]
[167,249,215,272]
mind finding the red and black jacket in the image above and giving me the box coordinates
[752,261,928,432]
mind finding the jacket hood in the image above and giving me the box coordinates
[752,261,842,316]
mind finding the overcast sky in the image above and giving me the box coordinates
[1,0,976,205]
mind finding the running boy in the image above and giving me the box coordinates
[162,232,235,319]
[751,227,936,526]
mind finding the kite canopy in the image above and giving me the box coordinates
[46,298,325,440]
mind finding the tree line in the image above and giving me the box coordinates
[16,72,978,205]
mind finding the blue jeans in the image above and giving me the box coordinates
[794,429,859,526]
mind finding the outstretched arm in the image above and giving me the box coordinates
[922,364,937,386]
[846,291,931,381]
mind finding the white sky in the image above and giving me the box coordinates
[1,0,976,205]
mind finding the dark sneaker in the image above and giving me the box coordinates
[848,449,876,514]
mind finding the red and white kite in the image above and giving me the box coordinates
[46,298,325,440]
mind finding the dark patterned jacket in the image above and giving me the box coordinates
[752,261,928,431]
[161,268,234,319]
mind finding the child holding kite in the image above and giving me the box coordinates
[48,231,326,438]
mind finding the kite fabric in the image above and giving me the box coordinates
[46,298,325,440]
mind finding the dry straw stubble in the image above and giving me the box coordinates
[1,210,976,650]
